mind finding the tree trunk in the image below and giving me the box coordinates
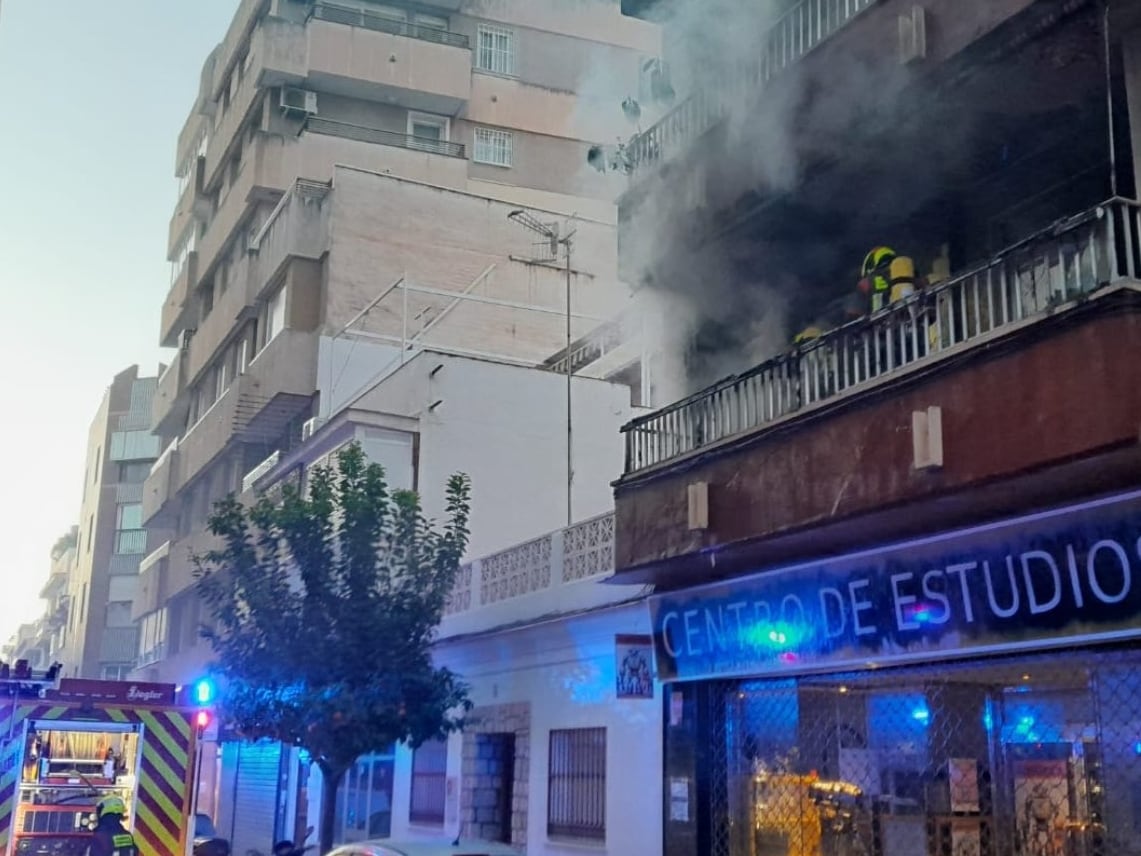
[318,763,347,855]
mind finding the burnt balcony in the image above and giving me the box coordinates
[627,0,877,178]
[615,199,1141,577]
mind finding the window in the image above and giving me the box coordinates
[109,430,160,462]
[413,13,447,30]
[86,516,94,553]
[408,113,448,153]
[116,503,143,531]
[118,462,151,483]
[409,738,447,824]
[547,728,606,841]
[101,665,132,681]
[115,529,147,555]
[265,285,287,345]
[476,25,515,75]
[473,128,513,167]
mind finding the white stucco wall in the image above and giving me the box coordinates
[388,599,662,856]
[352,351,634,560]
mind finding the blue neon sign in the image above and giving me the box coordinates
[649,490,1141,681]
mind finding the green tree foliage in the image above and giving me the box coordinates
[194,443,472,853]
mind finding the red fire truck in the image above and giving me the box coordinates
[0,675,202,856]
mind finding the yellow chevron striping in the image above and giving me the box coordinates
[134,798,181,856]
[138,711,189,768]
[139,743,184,827]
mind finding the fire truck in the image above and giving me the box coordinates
[0,672,203,856]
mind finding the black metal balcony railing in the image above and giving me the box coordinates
[622,199,1141,475]
[310,1,471,50]
[302,116,467,159]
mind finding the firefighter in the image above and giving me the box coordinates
[858,246,896,313]
[88,796,137,856]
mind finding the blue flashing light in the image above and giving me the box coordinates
[911,703,931,725]
[193,678,216,706]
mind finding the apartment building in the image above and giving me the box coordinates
[140,0,658,689]
[603,1,1141,855]
[60,367,161,680]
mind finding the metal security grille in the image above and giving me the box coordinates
[409,738,448,824]
[548,728,607,840]
[705,648,1141,856]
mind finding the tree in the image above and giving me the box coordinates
[194,443,472,854]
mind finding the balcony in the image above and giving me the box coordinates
[234,328,319,442]
[248,179,331,293]
[160,251,198,348]
[142,441,180,527]
[202,47,265,193]
[310,2,469,50]
[627,0,876,177]
[178,379,244,490]
[178,330,318,491]
[306,12,472,115]
[300,116,465,158]
[624,200,1141,473]
[153,352,189,438]
[615,199,1141,575]
[134,542,169,621]
[441,512,622,634]
[196,153,263,283]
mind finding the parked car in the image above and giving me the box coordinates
[327,839,518,856]
[192,813,231,856]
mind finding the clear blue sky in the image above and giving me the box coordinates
[0,2,237,643]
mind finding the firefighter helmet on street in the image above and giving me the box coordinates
[96,796,127,819]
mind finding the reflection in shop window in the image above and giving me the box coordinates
[335,751,394,843]
[705,653,1129,856]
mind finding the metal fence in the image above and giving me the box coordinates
[628,0,876,174]
[623,199,1141,475]
[701,647,1141,856]
[302,116,467,159]
[310,1,471,49]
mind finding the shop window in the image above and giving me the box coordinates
[336,752,394,842]
[547,728,606,841]
[409,738,447,824]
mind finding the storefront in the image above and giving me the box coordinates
[654,489,1141,856]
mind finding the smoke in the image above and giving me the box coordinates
[570,0,931,403]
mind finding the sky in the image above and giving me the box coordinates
[0,2,237,643]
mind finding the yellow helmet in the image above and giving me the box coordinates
[96,796,127,819]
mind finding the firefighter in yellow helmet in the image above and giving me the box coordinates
[88,796,137,856]
[859,246,896,314]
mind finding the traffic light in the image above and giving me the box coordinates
[192,678,216,706]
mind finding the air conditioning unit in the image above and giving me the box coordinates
[301,416,327,441]
[280,87,318,115]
